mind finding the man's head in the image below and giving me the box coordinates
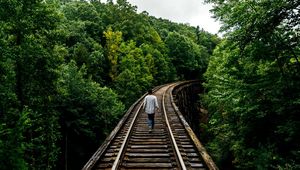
[148,89,153,94]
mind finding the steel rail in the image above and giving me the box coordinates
[162,83,187,170]
[82,88,148,170]
[171,81,218,170]
[111,101,143,169]
[110,85,166,169]
[83,82,212,169]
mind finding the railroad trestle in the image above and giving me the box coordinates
[83,81,217,170]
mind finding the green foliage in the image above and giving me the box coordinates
[165,31,209,79]
[140,43,176,84]
[1,0,218,169]
[0,108,31,170]
[60,2,108,84]
[104,27,123,81]
[55,60,124,136]
[62,1,104,40]
[114,40,154,106]
[205,39,300,169]
[203,0,300,169]
[55,60,124,169]
[0,0,62,169]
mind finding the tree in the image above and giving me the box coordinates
[114,40,154,106]
[0,40,28,168]
[165,32,209,79]
[140,43,176,84]
[62,1,104,42]
[0,0,62,168]
[0,0,221,168]
[54,60,124,169]
[203,0,300,168]
[61,1,108,84]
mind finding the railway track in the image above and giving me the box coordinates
[83,82,217,170]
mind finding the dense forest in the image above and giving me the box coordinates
[0,0,219,169]
[1,0,299,169]
[203,0,300,169]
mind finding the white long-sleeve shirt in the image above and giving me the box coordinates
[143,94,159,114]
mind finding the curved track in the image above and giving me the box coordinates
[83,82,217,170]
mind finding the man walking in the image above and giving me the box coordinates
[143,89,159,133]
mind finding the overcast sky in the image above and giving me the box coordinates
[99,0,221,35]
[126,0,221,35]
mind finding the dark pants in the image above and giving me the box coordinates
[147,114,155,129]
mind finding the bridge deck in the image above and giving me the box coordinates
[83,82,217,170]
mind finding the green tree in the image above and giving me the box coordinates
[140,43,176,84]
[62,1,104,43]
[0,0,222,168]
[114,41,154,106]
[104,27,123,81]
[0,0,62,168]
[55,60,124,169]
[0,41,28,168]
[165,32,209,79]
[61,1,108,84]
[204,0,300,168]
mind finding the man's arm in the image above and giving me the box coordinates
[154,96,159,112]
[155,97,159,108]
[143,96,147,109]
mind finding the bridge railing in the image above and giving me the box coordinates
[171,81,218,170]
[82,81,218,170]
[82,85,164,170]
